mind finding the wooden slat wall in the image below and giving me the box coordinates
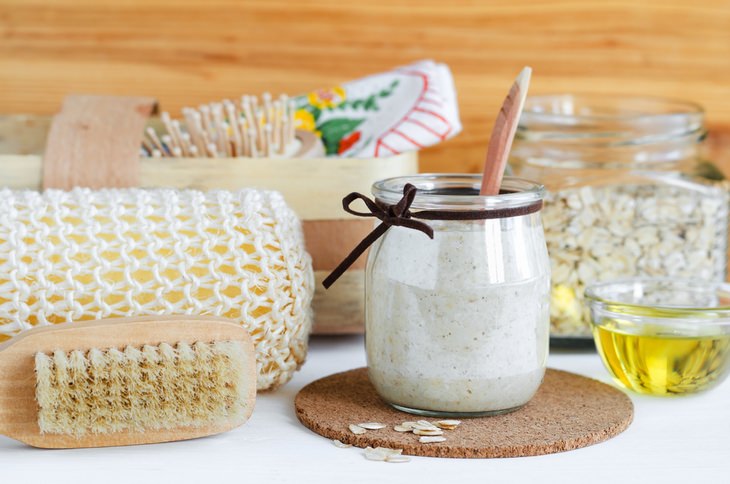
[1,0,729,173]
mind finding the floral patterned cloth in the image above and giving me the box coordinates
[293,60,461,157]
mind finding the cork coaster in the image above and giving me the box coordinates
[295,368,633,458]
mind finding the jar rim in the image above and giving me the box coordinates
[517,94,705,146]
[372,174,544,211]
[522,94,703,120]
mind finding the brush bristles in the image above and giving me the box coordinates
[144,93,299,159]
[34,341,249,436]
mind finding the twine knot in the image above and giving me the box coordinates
[322,184,433,288]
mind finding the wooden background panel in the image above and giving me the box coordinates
[1,0,729,173]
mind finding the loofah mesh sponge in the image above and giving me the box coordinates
[0,188,314,390]
[35,341,249,436]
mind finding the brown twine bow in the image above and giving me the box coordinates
[322,184,543,289]
[322,183,433,289]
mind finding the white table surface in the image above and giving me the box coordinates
[2,334,728,483]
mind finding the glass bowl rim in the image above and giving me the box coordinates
[585,277,730,323]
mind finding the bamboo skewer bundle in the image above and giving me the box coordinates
[143,93,299,159]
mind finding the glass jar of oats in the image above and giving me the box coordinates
[510,95,729,345]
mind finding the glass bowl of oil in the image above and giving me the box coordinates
[586,278,730,396]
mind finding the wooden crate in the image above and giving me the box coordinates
[0,114,419,334]
[2,0,730,175]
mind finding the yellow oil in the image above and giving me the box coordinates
[593,321,730,396]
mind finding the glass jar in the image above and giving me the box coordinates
[510,95,729,344]
[365,174,550,417]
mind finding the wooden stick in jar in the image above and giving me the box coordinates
[479,67,531,196]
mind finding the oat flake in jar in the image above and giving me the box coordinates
[324,174,551,417]
[510,95,729,344]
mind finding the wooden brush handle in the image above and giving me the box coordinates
[0,316,256,449]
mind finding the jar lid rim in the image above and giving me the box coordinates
[372,174,544,211]
[520,94,704,121]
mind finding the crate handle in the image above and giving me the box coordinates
[42,94,157,190]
